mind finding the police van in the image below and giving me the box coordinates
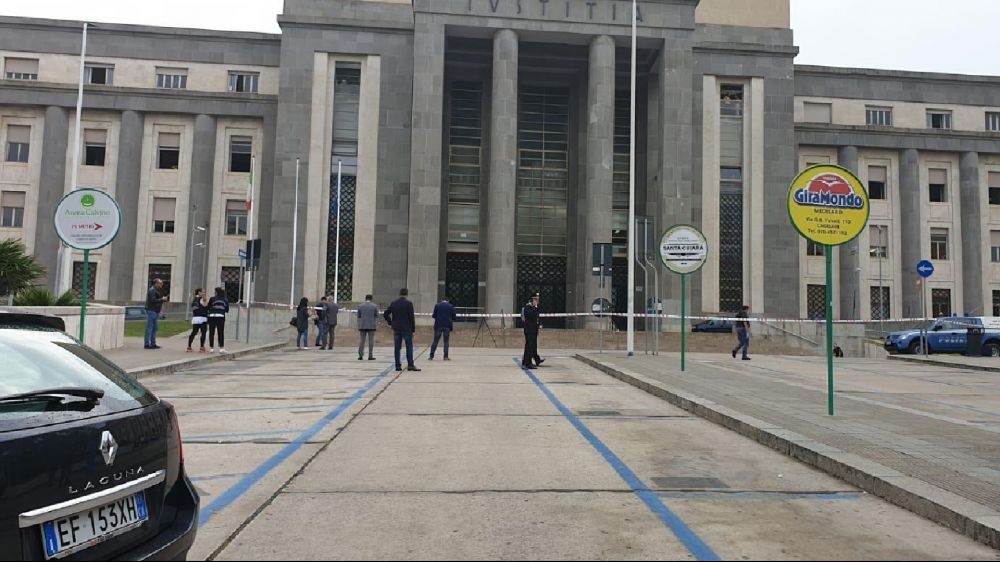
[884,316,1000,356]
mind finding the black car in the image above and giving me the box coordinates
[692,319,734,333]
[0,313,198,561]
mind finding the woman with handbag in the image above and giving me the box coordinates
[186,288,209,352]
[295,297,312,350]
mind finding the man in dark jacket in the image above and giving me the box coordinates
[429,297,457,361]
[521,293,544,369]
[144,278,169,349]
[384,288,420,372]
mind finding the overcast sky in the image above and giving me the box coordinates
[1,0,996,76]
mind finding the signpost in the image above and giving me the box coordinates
[53,188,122,341]
[659,224,708,372]
[916,259,935,357]
[787,164,870,416]
[592,243,613,353]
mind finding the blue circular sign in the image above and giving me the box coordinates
[916,260,935,278]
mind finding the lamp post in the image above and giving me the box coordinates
[185,226,206,320]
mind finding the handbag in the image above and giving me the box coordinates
[290,316,297,327]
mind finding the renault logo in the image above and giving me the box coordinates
[99,431,118,466]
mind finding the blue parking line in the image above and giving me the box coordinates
[513,359,721,562]
[189,473,248,483]
[198,363,396,527]
[185,429,305,441]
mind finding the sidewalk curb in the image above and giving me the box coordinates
[126,342,287,379]
[888,353,1000,373]
[575,354,1000,550]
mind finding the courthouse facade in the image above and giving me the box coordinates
[1,0,999,322]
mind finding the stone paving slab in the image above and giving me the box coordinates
[577,353,1000,550]
[889,353,1000,373]
[102,337,287,378]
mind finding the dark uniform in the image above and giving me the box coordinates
[521,296,543,368]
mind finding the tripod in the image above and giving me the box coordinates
[472,312,498,348]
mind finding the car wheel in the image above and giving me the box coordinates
[908,340,927,355]
[984,342,1000,358]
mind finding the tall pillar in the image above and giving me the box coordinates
[900,148,922,317]
[959,151,985,315]
[486,29,518,317]
[578,35,616,320]
[186,114,216,294]
[35,106,68,292]
[837,145,861,319]
[108,110,145,301]
[406,20,446,314]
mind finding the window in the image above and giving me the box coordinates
[807,284,826,320]
[994,290,1000,317]
[990,172,1000,206]
[152,198,176,233]
[803,102,832,124]
[84,63,113,85]
[228,71,259,93]
[221,266,242,303]
[987,112,1000,132]
[71,261,96,300]
[156,68,188,89]
[869,225,889,259]
[930,228,949,261]
[932,288,952,318]
[868,166,887,200]
[720,84,743,117]
[866,106,892,126]
[229,136,252,173]
[157,132,180,170]
[871,286,890,321]
[332,63,361,157]
[928,168,947,203]
[5,125,29,163]
[225,200,247,236]
[1,191,25,228]
[147,264,172,296]
[83,129,106,166]
[992,231,1000,263]
[807,240,826,257]
[4,58,38,80]
[927,110,952,130]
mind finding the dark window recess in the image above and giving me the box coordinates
[158,148,179,170]
[932,289,952,318]
[229,138,252,173]
[326,175,356,300]
[990,187,1000,206]
[807,284,826,320]
[153,220,174,234]
[993,290,1000,316]
[868,180,886,200]
[6,143,28,163]
[85,144,105,166]
[929,184,947,203]
[807,241,825,257]
[147,264,172,296]
[870,286,890,321]
[72,261,97,300]
[221,266,242,303]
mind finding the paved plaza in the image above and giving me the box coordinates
[131,346,999,560]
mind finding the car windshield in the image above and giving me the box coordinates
[0,325,156,431]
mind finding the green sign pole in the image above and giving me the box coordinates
[681,273,687,372]
[79,249,90,342]
[825,247,834,416]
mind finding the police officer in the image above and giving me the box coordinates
[521,293,545,369]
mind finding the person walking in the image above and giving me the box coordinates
[357,294,378,361]
[521,293,545,369]
[322,297,340,350]
[144,278,169,350]
[429,297,456,361]
[732,304,751,361]
[384,288,420,372]
[314,297,329,348]
[207,287,230,353]
[295,297,312,350]
[186,288,209,353]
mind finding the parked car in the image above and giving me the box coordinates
[884,316,1000,356]
[0,313,199,561]
[692,319,734,333]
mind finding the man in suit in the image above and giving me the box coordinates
[384,288,421,372]
[521,293,545,369]
[322,297,340,350]
[429,297,457,361]
[356,294,378,360]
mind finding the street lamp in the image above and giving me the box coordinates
[185,226,207,320]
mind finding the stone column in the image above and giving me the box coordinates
[406,20,446,315]
[959,151,985,315]
[578,35,616,322]
[900,148,922,317]
[837,145,860,320]
[185,114,216,294]
[486,29,518,317]
[108,110,145,301]
[36,106,68,292]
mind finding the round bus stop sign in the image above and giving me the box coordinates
[659,225,708,275]
[787,164,870,247]
[53,188,122,250]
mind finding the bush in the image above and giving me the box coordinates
[0,238,45,298]
[14,287,80,307]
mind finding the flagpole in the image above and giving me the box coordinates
[245,155,255,343]
[334,160,342,303]
[626,0,637,356]
[291,157,300,309]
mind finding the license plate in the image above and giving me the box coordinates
[40,491,148,560]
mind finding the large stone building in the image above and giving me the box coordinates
[1,0,999,322]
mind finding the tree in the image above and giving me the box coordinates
[0,238,45,298]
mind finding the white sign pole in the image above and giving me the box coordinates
[57,22,90,295]
[291,157,300,309]
[627,0,637,357]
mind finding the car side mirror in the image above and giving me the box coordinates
[932,325,942,332]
